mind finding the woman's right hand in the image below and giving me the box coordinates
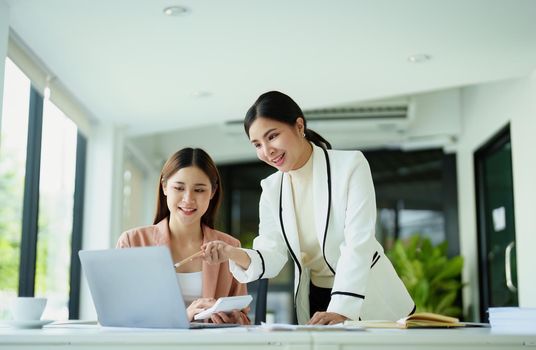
[201,240,235,265]
[201,240,252,269]
[186,298,216,321]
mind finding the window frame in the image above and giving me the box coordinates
[9,83,86,318]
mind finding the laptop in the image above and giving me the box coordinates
[79,246,239,329]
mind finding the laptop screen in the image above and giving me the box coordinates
[79,246,191,328]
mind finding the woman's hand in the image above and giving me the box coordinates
[210,310,248,325]
[201,240,252,269]
[308,311,347,325]
[201,240,234,265]
[186,298,216,321]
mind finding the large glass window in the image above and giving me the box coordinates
[34,99,78,320]
[370,149,453,250]
[378,208,445,246]
[0,58,31,320]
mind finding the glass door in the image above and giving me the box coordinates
[474,125,518,321]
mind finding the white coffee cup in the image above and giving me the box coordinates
[10,297,47,321]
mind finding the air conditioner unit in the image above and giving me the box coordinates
[222,100,413,134]
[303,103,412,132]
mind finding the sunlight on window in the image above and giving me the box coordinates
[0,58,30,320]
[35,99,77,321]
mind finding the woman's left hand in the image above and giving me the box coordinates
[210,309,248,325]
[308,311,347,325]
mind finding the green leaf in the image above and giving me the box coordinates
[385,235,464,318]
[435,280,462,291]
[413,280,430,307]
[435,291,458,314]
[431,256,464,284]
[420,238,433,258]
[442,306,462,318]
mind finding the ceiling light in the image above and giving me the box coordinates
[191,91,212,98]
[163,6,189,16]
[407,54,431,63]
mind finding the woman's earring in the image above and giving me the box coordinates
[303,132,306,138]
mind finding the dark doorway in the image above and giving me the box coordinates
[475,125,518,322]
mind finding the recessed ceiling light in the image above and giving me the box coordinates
[191,91,212,98]
[407,54,431,63]
[163,6,189,16]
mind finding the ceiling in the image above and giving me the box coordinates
[6,0,536,140]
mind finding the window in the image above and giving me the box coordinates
[1,52,87,320]
[0,58,31,320]
[34,99,78,320]
[378,208,445,246]
[368,149,457,252]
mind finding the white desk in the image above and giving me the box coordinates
[0,326,310,350]
[312,328,536,350]
[1,326,535,350]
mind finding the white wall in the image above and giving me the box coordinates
[0,0,9,131]
[398,89,461,152]
[457,73,536,320]
[79,122,125,320]
[409,89,461,138]
[511,72,536,308]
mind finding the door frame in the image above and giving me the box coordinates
[474,123,516,321]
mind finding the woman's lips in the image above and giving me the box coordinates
[272,153,285,167]
[180,207,196,216]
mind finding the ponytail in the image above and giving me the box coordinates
[304,128,331,150]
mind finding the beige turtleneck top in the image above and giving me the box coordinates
[288,151,334,288]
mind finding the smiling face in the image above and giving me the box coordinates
[162,166,215,227]
[248,116,311,172]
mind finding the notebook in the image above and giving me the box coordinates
[79,246,239,329]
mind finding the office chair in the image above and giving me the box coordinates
[253,278,268,325]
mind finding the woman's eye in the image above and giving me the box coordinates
[268,133,278,140]
[174,187,183,191]
[195,189,205,193]
[253,143,261,149]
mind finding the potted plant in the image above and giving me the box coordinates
[386,235,464,318]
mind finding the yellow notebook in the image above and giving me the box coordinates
[345,312,465,329]
[397,312,464,328]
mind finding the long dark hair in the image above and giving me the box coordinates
[153,148,222,228]
[244,91,332,149]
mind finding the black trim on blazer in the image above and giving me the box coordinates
[370,252,381,269]
[320,147,336,275]
[408,304,417,316]
[331,291,365,299]
[279,175,302,302]
[255,249,266,280]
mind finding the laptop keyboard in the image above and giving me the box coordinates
[189,322,241,329]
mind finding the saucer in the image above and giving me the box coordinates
[8,320,54,329]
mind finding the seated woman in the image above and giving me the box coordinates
[117,147,249,324]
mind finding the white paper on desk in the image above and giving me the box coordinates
[194,295,252,320]
[258,322,364,331]
[48,320,98,326]
[46,324,101,329]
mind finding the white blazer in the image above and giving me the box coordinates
[230,143,414,324]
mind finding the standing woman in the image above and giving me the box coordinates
[117,148,249,325]
[202,91,414,325]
